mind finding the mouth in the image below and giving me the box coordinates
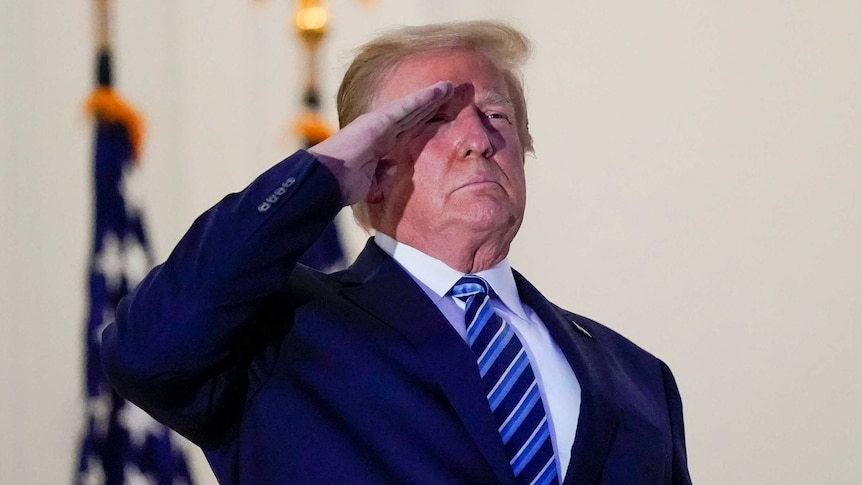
[456,179,503,192]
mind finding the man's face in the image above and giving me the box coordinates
[369,50,527,253]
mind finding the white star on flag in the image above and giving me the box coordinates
[118,403,164,448]
[95,231,124,292]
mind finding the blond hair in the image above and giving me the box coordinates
[337,20,533,230]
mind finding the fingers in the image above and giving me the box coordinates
[307,81,454,206]
[385,81,454,132]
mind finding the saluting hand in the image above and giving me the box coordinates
[309,80,454,205]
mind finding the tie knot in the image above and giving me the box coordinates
[450,275,491,301]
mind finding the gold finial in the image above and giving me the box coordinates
[294,0,329,47]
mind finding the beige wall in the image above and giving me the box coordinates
[2,1,860,483]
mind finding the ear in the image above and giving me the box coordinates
[365,159,396,204]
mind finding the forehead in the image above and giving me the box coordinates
[372,49,511,108]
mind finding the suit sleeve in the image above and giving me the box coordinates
[661,361,693,485]
[100,150,343,448]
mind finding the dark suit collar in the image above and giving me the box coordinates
[340,239,518,485]
[513,270,622,485]
[342,242,621,485]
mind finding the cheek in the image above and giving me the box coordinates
[408,142,451,184]
[507,162,528,208]
[406,127,450,164]
[386,127,445,177]
[503,155,527,183]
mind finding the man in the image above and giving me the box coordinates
[102,21,692,485]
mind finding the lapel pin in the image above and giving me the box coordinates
[571,320,592,338]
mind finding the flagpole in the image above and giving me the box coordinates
[93,0,110,51]
[93,0,113,90]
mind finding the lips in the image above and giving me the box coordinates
[455,178,503,192]
[463,179,498,187]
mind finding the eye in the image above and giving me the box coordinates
[427,110,452,124]
[484,112,512,124]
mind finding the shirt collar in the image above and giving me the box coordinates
[374,232,528,320]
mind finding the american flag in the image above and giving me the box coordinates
[75,50,195,485]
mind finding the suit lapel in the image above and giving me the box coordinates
[513,271,621,485]
[339,240,517,485]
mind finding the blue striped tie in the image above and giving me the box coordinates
[451,275,560,485]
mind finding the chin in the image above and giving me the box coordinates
[458,206,517,232]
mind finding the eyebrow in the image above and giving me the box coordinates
[476,90,514,108]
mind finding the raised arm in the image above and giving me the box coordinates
[100,81,455,447]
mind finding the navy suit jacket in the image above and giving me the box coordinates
[102,151,691,484]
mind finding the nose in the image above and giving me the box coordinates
[455,108,494,160]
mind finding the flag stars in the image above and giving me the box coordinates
[94,231,151,292]
[118,403,164,448]
[88,390,113,437]
[95,231,124,292]
[80,456,105,485]
[124,234,150,287]
[121,164,146,218]
[124,464,157,485]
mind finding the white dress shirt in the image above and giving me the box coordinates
[374,233,581,479]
